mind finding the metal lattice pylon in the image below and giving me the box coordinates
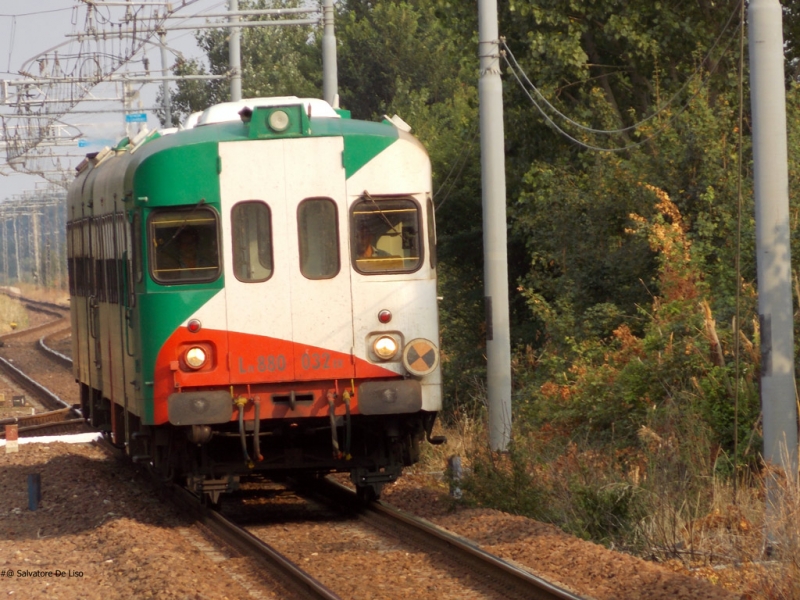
[1,1,205,186]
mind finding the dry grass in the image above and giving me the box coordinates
[425,408,800,599]
[0,293,29,333]
[11,282,69,305]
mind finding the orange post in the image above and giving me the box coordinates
[5,424,19,454]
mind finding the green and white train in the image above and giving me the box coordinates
[67,97,443,502]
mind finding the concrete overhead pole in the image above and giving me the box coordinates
[32,211,41,289]
[322,0,338,106]
[12,214,20,283]
[478,0,512,451]
[159,31,172,126]
[1,219,7,285]
[123,81,134,138]
[229,0,242,102]
[748,0,798,510]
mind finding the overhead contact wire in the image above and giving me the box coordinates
[504,23,741,153]
[500,0,743,137]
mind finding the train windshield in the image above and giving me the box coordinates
[351,195,422,274]
[148,207,220,284]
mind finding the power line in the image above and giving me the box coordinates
[434,121,479,212]
[503,20,741,153]
[501,0,743,145]
[0,9,74,18]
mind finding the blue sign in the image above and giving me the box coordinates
[77,139,88,148]
[125,113,147,123]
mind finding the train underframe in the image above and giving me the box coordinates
[80,383,440,503]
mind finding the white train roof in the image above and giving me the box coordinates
[186,97,340,129]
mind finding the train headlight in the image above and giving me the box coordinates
[402,338,439,377]
[268,110,290,132]
[373,335,399,360]
[185,346,208,370]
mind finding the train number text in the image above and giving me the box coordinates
[238,355,287,373]
[300,352,344,371]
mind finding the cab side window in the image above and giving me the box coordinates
[351,196,422,274]
[232,201,273,282]
[149,207,220,284]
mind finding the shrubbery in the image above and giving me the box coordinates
[452,186,764,557]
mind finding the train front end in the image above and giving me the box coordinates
[129,98,442,501]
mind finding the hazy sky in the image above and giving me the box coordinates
[0,0,230,199]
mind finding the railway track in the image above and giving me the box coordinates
[164,483,341,599]
[39,324,73,368]
[214,476,587,600]
[3,295,590,599]
[159,475,589,600]
[314,478,583,600]
[0,300,69,343]
[0,406,84,438]
[0,294,82,436]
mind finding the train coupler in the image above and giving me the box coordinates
[350,466,402,502]
[187,474,240,505]
[350,465,402,487]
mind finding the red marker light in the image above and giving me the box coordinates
[187,319,202,333]
[378,310,392,324]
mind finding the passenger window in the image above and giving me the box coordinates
[232,201,273,282]
[149,207,220,284]
[351,195,422,274]
[298,198,339,279]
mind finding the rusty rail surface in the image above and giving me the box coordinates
[314,478,589,600]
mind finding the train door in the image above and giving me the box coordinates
[282,137,355,382]
[218,136,355,385]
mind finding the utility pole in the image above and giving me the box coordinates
[159,31,172,126]
[478,0,512,451]
[55,204,64,291]
[229,0,242,102]
[322,0,338,106]
[12,214,20,284]
[748,0,799,532]
[123,81,134,139]
[32,211,41,289]
[1,219,7,285]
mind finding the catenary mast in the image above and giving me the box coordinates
[748,0,798,535]
[478,0,512,451]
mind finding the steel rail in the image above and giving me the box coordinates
[0,406,71,427]
[166,485,341,600]
[0,290,70,314]
[0,417,85,438]
[318,478,587,600]
[0,315,68,342]
[39,325,73,369]
[0,293,70,343]
[0,355,73,413]
[0,293,76,416]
